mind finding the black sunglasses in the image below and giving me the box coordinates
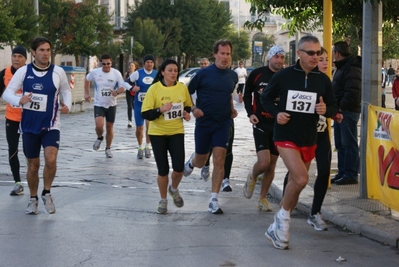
[299,49,323,56]
[102,62,111,66]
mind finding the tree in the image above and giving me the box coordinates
[0,2,16,49]
[61,1,115,66]
[0,0,39,49]
[38,0,69,62]
[382,21,399,60]
[244,0,399,46]
[224,27,252,65]
[38,0,115,65]
[124,17,164,58]
[125,0,232,68]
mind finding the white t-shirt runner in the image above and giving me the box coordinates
[86,68,125,108]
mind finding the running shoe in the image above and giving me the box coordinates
[208,198,223,214]
[307,213,328,231]
[221,178,232,192]
[201,165,210,181]
[168,185,184,208]
[274,212,290,243]
[183,153,194,177]
[258,198,272,212]
[26,198,38,215]
[127,121,133,128]
[144,146,152,158]
[137,148,144,159]
[243,172,256,199]
[105,148,113,158]
[93,138,102,151]
[157,199,168,214]
[41,193,56,214]
[10,182,24,196]
[265,223,289,250]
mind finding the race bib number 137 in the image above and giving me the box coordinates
[286,90,317,114]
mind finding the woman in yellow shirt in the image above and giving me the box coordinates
[141,59,193,214]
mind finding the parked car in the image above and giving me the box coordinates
[178,67,200,85]
[246,66,255,76]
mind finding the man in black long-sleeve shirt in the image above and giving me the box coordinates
[260,35,338,250]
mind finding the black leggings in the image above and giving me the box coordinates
[283,131,331,215]
[150,134,185,176]
[205,122,234,178]
[125,91,134,121]
[5,119,21,182]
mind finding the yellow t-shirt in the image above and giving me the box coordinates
[142,81,193,136]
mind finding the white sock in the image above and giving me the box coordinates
[210,192,218,201]
[278,207,291,220]
[139,144,143,149]
[170,186,177,193]
[145,143,151,148]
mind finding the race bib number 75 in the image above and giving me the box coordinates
[286,90,317,114]
[23,92,47,112]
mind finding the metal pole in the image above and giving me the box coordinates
[34,0,39,15]
[323,0,332,79]
[130,36,133,61]
[360,2,382,198]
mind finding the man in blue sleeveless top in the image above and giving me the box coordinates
[129,55,157,159]
[3,36,71,215]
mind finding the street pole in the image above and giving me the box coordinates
[34,0,38,15]
[360,2,382,198]
[323,0,332,79]
[130,36,134,61]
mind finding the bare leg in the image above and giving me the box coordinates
[259,154,278,199]
[278,147,311,211]
[105,121,114,148]
[171,171,183,190]
[94,116,104,138]
[145,120,151,145]
[26,158,40,196]
[211,147,227,193]
[43,146,59,191]
[136,125,144,146]
[157,174,168,199]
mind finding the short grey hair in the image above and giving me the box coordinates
[298,35,320,50]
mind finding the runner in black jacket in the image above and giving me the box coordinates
[260,35,338,250]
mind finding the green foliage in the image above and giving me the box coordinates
[0,2,15,49]
[38,0,69,60]
[61,1,114,65]
[382,21,399,60]
[125,17,164,57]
[224,27,252,63]
[38,0,115,64]
[125,0,232,67]
[0,0,39,49]
[245,0,399,42]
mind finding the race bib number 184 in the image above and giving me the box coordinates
[286,90,317,114]
[164,103,183,120]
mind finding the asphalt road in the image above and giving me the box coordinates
[0,98,398,267]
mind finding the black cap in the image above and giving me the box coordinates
[143,54,155,64]
[12,46,27,59]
